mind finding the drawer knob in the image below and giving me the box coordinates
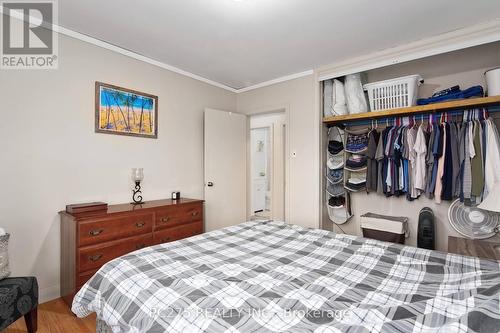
[135,243,146,250]
[89,228,104,236]
[161,237,170,243]
[160,217,170,223]
[135,222,146,228]
[191,211,199,217]
[88,254,102,262]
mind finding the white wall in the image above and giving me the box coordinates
[0,34,236,302]
[237,76,319,228]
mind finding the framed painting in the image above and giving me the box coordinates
[95,82,158,138]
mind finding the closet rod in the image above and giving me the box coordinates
[330,104,500,128]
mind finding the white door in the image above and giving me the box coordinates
[204,108,247,231]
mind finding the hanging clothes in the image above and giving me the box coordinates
[414,123,427,191]
[449,123,461,196]
[434,124,446,203]
[442,123,454,201]
[407,125,418,199]
[455,123,466,198]
[428,124,443,197]
[375,129,386,195]
[424,123,436,198]
[462,121,473,200]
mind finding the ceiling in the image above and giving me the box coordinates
[59,0,500,89]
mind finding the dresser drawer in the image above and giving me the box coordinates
[78,213,153,246]
[78,234,153,272]
[154,221,203,245]
[155,203,203,230]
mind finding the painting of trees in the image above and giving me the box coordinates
[95,82,158,138]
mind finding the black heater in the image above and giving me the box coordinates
[418,207,435,250]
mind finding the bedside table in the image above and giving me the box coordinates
[448,236,500,260]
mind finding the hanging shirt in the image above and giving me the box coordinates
[425,123,436,198]
[385,127,395,193]
[407,126,418,199]
[442,123,454,201]
[462,122,473,200]
[414,123,427,191]
[393,127,404,195]
[434,124,447,203]
[382,127,392,195]
[449,123,460,196]
[375,128,386,194]
[428,124,443,196]
[455,123,466,198]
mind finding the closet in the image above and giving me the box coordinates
[319,41,500,251]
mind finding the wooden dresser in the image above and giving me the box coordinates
[448,236,500,260]
[60,198,204,306]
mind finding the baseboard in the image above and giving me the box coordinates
[39,284,60,304]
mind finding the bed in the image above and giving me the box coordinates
[72,221,500,332]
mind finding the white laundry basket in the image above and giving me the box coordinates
[363,74,423,111]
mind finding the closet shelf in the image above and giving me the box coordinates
[323,95,500,124]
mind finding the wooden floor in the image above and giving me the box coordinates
[3,298,96,333]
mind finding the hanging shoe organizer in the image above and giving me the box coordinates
[326,126,352,224]
[344,128,369,193]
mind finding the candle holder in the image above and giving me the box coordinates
[131,168,144,204]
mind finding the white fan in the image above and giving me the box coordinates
[448,199,500,239]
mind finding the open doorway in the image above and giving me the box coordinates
[249,112,286,220]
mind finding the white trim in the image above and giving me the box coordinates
[237,70,314,93]
[39,284,60,304]
[0,6,238,92]
[56,25,314,93]
[317,19,500,82]
[55,26,239,93]
[243,105,291,223]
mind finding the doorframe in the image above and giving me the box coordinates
[246,105,290,222]
[203,108,249,231]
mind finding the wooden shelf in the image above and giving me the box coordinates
[323,95,500,124]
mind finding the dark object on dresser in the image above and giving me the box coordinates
[60,198,204,307]
[448,236,500,260]
[0,276,38,332]
[417,207,435,250]
[66,202,108,214]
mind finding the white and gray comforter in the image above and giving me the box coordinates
[72,221,500,332]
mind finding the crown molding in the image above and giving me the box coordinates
[51,24,316,94]
[0,6,239,92]
[1,4,312,93]
[317,19,500,82]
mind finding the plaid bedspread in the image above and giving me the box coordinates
[72,221,500,333]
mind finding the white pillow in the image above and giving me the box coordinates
[332,79,347,115]
[0,233,10,280]
[345,73,368,114]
